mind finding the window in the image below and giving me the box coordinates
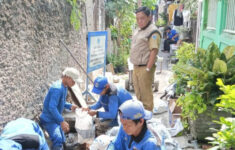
[224,0,235,34]
[207,0,218,30]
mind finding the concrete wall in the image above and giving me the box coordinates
[0,0,105,130]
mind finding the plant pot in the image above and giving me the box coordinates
[114,66,125,73]
[189,106,231,142]
[181,30,190,40]
[190,18,197,43]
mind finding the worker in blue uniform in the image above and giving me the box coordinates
[107,100,161,150]
[0,118,49,150]
[83,76,132,137]
[162,26,179,53]
[40,67,81,150]
[0,138,22,150]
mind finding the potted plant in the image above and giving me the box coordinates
[172,42,235,140]
[156,12,167,28]
[206,78,235,149]
[107,52,128,73]
[156,18,166,27]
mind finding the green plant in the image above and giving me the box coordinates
[177,90,207,122]
[155,12,167,27]
[207,118,235,150]
[180,0,198,19]
[216,78,235,115]
[106,0,136,72]
[173,43,235,123]
[159,12,167,23]
[110,25,118,40]
[206,79,235,149]
[67,0,82,31]
[107,51,129,73]
[156,17,166,27]
[108,54,122,67]
[142,0,158,10]
[173,42,196,95]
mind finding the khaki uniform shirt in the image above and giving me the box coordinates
[149,33,161,52]
[130,24,161,65]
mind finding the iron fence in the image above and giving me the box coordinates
[207,0,218,30]
[224,0,235,34]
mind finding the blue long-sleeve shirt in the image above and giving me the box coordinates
[0,138,22,150]
[89,84,132,121]
[40,80,72,125]
[107,125,160,150]
[0,118,49,150]
[167,29,179,42]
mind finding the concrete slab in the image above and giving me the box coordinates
[71,84,88,108]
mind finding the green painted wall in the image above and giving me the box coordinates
[200,0,235,51]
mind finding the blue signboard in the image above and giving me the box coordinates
[87,31,108,73]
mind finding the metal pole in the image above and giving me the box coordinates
[59,39,94,84]
[195,1,203,52]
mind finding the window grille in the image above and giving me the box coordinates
[207,0,218,30]
[224,0,235,34]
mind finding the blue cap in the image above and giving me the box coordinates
[119,99,152,120]
[92,76,108,94]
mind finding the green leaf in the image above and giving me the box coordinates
[208,146,220,150]
[212,59,227,74]
[223,46,235,60]
[206,42,221,71]
[174,64,204,77]
[67,0,81,31]
[227,55,235,74]
[216,78,224,87]
[206,137,215,141]
[142,0,157,10]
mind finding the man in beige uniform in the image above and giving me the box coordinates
[130,6,161,111]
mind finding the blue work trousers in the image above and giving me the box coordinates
[41,121,65,150]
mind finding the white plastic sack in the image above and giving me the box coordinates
[106,126,120,137]
[75,108,95,144]
[147,119,171,145]
[153,100,168,114]
[147,118,181,150]
[89,135,115,150]
[165,139,181,150]
[167,118,184,137]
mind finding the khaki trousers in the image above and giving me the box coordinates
[132,65,156,111]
